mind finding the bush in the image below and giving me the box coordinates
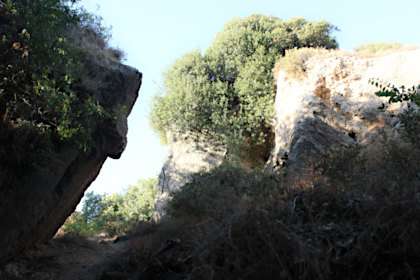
[168,162,282,219]
[149,15,338,158]
[273,47,330,79]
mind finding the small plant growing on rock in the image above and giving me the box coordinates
[370,78,420,144]
[370,78,420,106]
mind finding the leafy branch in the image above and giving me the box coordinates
[369,78,419,106]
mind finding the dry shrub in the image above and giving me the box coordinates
[273,48,331,80]
[273,45,420,82]
[353,42,419,57]
[69,25,125,66]
[101,139,420,279]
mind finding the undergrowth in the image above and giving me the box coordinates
[101,136,420,280]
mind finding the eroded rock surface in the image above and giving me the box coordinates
[0,57,141,265]
[267,49,420,171]
[153,132,226,220]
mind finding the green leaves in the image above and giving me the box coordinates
[370,78,420,106]
[371,78,420,144]
[150,14,338,159]
[61,178,158,236]
[0,0,114,153]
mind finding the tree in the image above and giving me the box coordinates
[101,178,158,235]
[149,14,338,159]
[60,178,158,236]
[81,192,108,223]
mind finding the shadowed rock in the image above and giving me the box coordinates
[153,131,226,220]
[0,57,141,265]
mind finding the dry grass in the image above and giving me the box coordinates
[352,45,419,58]
[100,137,420,279]
[354,42,419,57]
[69,24,125,67]
[273,47,331,80]
[273,45,420,81]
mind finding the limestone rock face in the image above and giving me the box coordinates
[0,58,141,265]
[153,132,226,220]
[267,49,420,172]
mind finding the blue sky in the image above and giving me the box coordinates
[78,0,420,197]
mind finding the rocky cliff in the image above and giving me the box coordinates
[267,48,420,171]
[0,56,141,264]
[155,49,420,218]
[153,132,226,219]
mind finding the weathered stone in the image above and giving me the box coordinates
[153,132,226,220]
[267,49,420,172]
[0,57,141,264]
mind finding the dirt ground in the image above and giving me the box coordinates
[0,233,127,280]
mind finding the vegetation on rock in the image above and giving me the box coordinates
[0,0,117,153]
[371,79,420,144]
[273,47,331,79]
[149,15,338,159]
[0,0,125,198]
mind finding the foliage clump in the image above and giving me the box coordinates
[0,0,116,153]
[0,0,124,197]
[370,79,420,144]
[149,15,338,154]
[60,178,158,236]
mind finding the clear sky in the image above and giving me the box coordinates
[78,0,420,198]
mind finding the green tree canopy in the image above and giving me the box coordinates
[62,178,158,236]
[150,15,338,154]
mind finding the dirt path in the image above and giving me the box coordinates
[0,233,126,280]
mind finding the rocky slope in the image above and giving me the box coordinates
[0,56,141,264]
[267,48,420,171]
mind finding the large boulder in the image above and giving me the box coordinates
[0,56,141,264]
[153,132,226,220]
[267,49,420,172]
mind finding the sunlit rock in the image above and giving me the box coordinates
[267,49,420,171]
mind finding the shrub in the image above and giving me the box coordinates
[370,79,420,144]
[59,211,98,236]
[167,162,283,219]
[273,47,330,79]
